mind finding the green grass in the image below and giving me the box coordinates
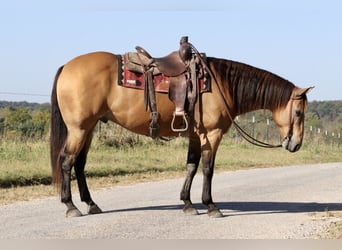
[0,140,51,187]
[1,136,341,189]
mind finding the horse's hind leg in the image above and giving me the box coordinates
[74,132,102,215]
[60,129,90,217]
[60,146,82,217]
[180,133,201,215]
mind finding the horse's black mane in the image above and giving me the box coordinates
[209,57,296,114]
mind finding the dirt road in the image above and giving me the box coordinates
[1,163,342,239]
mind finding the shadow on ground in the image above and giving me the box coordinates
[101,201,342,216]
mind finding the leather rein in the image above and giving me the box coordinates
[187,42,299,149]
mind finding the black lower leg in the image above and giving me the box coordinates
[74,151,91,204]
[180,135,201,215]
[202,153,223,218]
[60,150,82,217]
[74,150,102,215]
[181,163,199,215]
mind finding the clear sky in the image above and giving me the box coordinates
[0,0,341,103]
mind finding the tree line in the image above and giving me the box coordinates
[0,101,50,139]
[0,100,341,143]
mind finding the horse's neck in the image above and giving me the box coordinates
[231,72,272,115]
[209,57,294,116]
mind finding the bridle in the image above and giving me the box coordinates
[187,41,301,149]
[282,94,305,147]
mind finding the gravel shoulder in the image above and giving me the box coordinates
[1,163,342,239]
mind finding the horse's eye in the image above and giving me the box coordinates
[295,110,301,117]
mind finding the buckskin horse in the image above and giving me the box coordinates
[50,39,313,218]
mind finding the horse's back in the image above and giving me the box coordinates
[61,51,118,79]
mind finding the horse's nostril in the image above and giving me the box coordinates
[292,144,301,152]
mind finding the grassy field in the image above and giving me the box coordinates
[1,136,341,202]
[1,136,342,238]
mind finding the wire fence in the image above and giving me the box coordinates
[215,112,341,148]
[0,112,341,148]
[94,115,341,148]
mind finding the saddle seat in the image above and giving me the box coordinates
[136,46,188,77]
[135,37,192,77]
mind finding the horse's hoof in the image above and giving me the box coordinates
[183,207,199,216]
[88,204,102,215]
[66,208,83,218]
[208,208,223,218]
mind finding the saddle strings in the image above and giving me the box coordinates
[187,42,282,149]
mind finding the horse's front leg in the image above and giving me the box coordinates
[180,133,201,215]
[200,129,224,218]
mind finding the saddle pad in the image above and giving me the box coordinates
[117,54,211,93]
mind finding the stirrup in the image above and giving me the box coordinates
[171,112,188,132]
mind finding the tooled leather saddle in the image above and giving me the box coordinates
[119,36,210,138]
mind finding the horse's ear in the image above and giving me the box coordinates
[294,86,314,98]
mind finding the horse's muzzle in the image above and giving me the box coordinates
[282,136,301,153]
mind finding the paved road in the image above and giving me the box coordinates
[1,163,342,239]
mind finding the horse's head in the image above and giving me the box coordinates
[272,87,314,153]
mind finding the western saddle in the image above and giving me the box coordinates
[124,36,205,138]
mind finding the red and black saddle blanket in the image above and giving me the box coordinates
[117,54,211,93]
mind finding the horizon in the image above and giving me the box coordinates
[1,97,341,106]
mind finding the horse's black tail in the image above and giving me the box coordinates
[50,66,67,187]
